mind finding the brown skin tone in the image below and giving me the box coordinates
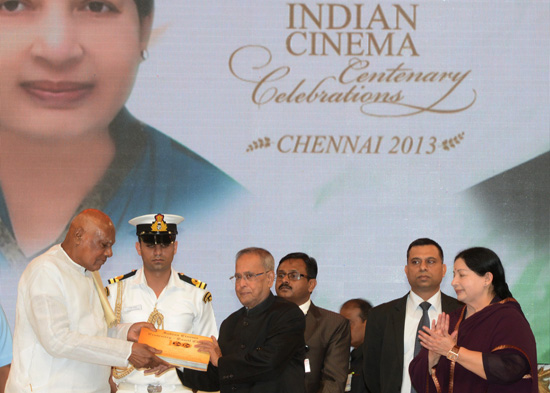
[60,209,170,371]
[0,0,153,257]
[108,375,117,393]
[451,259,494,317]
[195,252,275,367]
[61,209,116,272]
[136,240,178,297]
[195,336,223,368]
[234,253,274,310]
[339,305,366,349]
[418,259,495,380]
[404,245,447,301]
[275,258,316,306]
[0,364,9,393]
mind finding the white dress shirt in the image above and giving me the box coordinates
[6,244,132,393]
[107,268,218,389]
[298,298,312,315]
[400,290,442,393]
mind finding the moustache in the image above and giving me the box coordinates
[278,284,292,290]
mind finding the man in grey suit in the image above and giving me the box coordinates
[362,238,462,393]
[276,252,351,393]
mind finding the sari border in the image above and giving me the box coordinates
[491,344,533,380]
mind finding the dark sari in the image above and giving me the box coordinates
[409,298,538,393]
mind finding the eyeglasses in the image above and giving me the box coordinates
[229,271,269,282]
[276,271,308,281]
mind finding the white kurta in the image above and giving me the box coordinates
[6,245,133,393]
[107,268,218,389]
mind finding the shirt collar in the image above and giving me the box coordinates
[408,289,442,311]
[58,244,88,276]
[136,267,178,289]
[246,291,275,316]
[299,298,312,315]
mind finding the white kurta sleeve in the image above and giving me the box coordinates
[24,264,132,368]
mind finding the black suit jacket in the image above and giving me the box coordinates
[362,292,462,393]
[304,302,351,393]
[181,292,306,393]
[349,346,367,393]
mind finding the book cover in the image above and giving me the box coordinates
[138,328,211,371]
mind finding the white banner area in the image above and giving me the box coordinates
[1,1,548,362]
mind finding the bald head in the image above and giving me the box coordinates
[67,209,113,234]
[61,209,116,271]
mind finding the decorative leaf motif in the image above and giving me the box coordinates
[442,132,465,151]
[247,137,272,152]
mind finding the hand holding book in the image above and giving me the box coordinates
[194,336,222,367]
[138,328,213,371]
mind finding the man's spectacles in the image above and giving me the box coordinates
[276,271,308,281]
[229,271,268,282]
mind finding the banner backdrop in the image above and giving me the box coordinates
[0,1,548,362]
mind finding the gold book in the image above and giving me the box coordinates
[138,328,211,371]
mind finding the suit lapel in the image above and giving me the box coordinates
[441,292,463,313]
[390,294,408,370]
[305,302,321,342]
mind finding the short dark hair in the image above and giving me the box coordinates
[341,298,373,321]
[455,247,513,299]
[278,252,317,279]
[134,0,154,20]
[406,238,444,262]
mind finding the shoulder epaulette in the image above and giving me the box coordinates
[178,273,207,290]
[108,270,137,285]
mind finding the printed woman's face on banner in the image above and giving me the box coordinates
[0,0,151,139]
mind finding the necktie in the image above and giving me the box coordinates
[414,301,431,356]
[411,301,431,393]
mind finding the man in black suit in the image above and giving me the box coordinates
[276,252,351,393]
[181,247,306,393]
[362,238,462,393]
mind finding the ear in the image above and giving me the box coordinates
[135,241,142,257]
[173,241,178,255]
[74,227,84,245]
[139,12,154,53]
[266,270,275,287]
[484,272,493,286]
[404,264,409,276]
[442,263,447,276]
[308,278,317,293]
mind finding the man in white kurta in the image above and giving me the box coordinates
[6,209,166,393]
[107,213,217,392]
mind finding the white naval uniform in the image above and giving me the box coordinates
[107,268,217,392]
[6,245,133,393]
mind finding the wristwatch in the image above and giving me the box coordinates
[446,345,461,361]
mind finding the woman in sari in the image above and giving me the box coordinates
[409,247,538,393]
[0,0,243,268]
